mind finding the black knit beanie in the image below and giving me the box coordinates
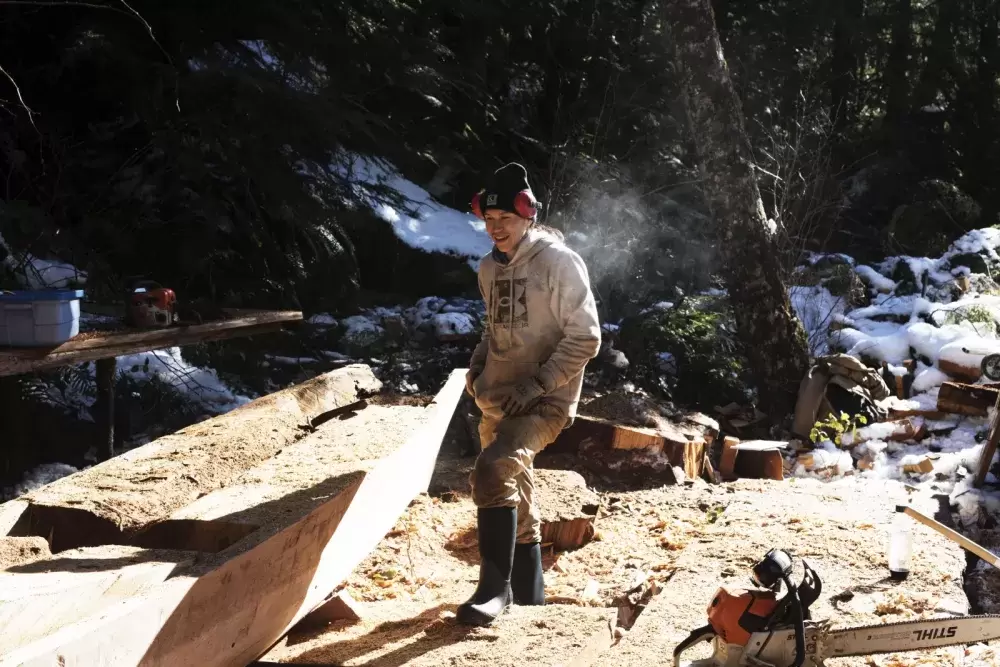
[480,163,536,218]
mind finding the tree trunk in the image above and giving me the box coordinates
[830,0,863,132]
[661,0,810,420]
[884,0,913,145]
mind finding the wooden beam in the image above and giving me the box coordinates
[0,309,302,376]
[0,370,467,667]
[936,382,1000,417]
[18,364,382,552]
[975,394,1000,487]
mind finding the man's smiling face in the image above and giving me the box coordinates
[484,210,531,254]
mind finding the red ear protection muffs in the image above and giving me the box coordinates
[471,191,484,220]
[471,190,538,220]
[513,190,538,219]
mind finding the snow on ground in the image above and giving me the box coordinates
[787,227,1000,533]
[336,155,492,268]
[0,230,87,289]
[41,314,252,423]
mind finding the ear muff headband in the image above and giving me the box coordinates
[472,190,537,220]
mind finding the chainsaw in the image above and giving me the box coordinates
[673,549,1000,667]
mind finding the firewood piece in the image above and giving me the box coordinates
[903,457,935,475]
[936,382,1000,417]
[731,441,787,481]
[719,436,739,481]
[536,470,601,552]
[939,359,982,383]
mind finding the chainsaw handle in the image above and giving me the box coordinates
[673,624,716,667]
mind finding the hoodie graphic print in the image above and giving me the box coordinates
[469,229,601,423]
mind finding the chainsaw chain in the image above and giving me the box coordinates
[823,613,1000,657]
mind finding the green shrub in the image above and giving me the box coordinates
[619,297,749,408]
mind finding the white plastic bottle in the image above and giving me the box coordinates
[888,505,912,581]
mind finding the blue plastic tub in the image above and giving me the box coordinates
[0,289,85,347]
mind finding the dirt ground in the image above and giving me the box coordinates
[262,426,1000,667]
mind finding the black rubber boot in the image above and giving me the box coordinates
[457,507,516,626]
[511,542,545,605]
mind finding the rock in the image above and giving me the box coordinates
[339,315,387,356]
[431,312,477,342]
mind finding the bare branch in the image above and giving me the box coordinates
[0,0,134,16]
[0,62,37,130]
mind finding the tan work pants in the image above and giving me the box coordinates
[471,405,568,544]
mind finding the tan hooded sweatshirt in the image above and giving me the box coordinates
[469,228,601,423]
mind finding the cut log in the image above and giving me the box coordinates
[936,382,1000,417]
[535,470,601,552]
[0,369,467,667]
[903,457,935,475]
[719,436,739,481]
[551,415,707,481]
[939,359,982,383]
[731,441,787,481]
[18,364,382,553]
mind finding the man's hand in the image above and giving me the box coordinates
[465,369,480,397]
[501,377,546,416]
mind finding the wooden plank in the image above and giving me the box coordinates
[0,546,197,652]
[0,501,28,537]
[0,309,302,376]
[0,369,467,667]
[19,364,382,552]
[936,381,1000,417]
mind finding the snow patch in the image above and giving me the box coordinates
[338,156,492,268]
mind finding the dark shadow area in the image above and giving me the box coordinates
[130,518,261,553]
[5,551,194,574]
[264,603,475,667]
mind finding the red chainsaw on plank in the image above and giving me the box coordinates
[673,549,1000,667]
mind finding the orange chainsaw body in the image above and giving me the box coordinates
[707,587,779,646]
[128,284,177,329]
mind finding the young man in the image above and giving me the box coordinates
[460,162,601,626]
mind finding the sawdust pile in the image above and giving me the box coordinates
[0,536,50,569]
